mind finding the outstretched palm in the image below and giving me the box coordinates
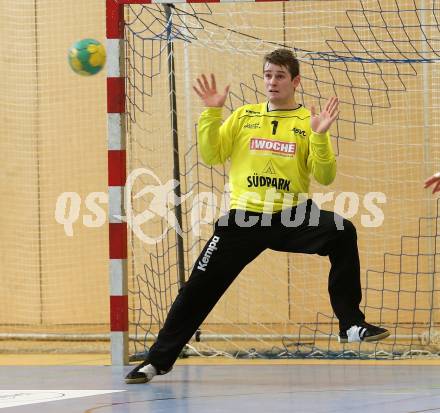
[193,74,230,108]
[310,96,339,133]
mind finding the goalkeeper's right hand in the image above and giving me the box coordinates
[193,73,230,108]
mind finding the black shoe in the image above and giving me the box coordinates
[125,360,156,384]
[338,322,390,343]
[125,360,172,384]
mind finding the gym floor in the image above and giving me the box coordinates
[1,356,440,412]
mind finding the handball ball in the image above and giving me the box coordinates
[68,38,106,76]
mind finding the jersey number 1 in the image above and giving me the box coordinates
[271,120,279,135]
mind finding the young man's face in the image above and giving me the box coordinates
[263,62,300,104]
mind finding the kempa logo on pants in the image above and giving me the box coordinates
[197,235,220,271]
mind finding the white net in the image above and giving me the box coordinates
[124,0,440,360]
[3,0,440,360]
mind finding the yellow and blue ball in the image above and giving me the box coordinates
[68,38,106,76]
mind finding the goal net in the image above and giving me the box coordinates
[0,0,108,353]
[124,0,440,360]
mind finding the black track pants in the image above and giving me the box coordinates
[147,201,365,371]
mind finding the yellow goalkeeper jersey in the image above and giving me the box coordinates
[197,103,336,213]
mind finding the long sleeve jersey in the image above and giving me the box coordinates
[197,102,336,213]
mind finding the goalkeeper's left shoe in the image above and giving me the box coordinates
[338,322,390,343]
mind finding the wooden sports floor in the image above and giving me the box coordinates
[1,355,440,412]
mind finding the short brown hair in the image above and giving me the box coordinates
[263,48,299,79]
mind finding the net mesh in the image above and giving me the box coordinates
[124,0,440,360]
[0,0,108,353]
